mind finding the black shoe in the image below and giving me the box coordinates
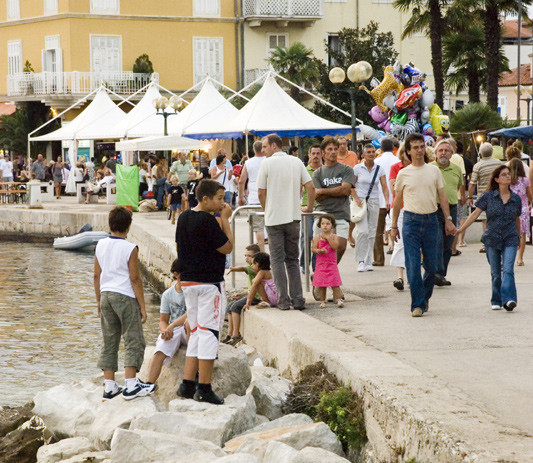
[479,246,486,253]
[103,386,122,400]
[221,335,232,344]
[386,249,393,255]
[177,381,196,399]
[503,301,516,312]
[393,278,404,291]
[435,275,451,286]
[194,389,224,405]
[293,305,306,311]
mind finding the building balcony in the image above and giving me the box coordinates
[6,71,155,107]
[243,0,323,27]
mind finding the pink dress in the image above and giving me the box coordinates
[312,238,342,287]
[510,176,530,237]
[263,278,279,306]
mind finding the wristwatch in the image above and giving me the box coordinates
[446,215,453,221]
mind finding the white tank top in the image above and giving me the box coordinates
[213,165,231,190]
[95,237,137,298]
[245,156,265,204]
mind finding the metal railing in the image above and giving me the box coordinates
[229,205,325,292]
[7,71,154,97]
[243,0,323,17]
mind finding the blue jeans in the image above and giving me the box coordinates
[485,246,517,306]
[436,204,457,278]
[155,177,167,209]
[403,211,439,311]
[299,215,316,272]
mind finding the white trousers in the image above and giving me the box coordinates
[389,209,405,268]
[182,283,226,360]
[354,198,380,264]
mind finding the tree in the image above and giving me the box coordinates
[449,102,517,134]
[312,22,398,126]
[394,0,449,108]
[267,42,320,102]
[133,53,154,74]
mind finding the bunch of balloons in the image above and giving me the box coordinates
[358,61,449,144]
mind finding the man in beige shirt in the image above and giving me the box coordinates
[391,133,456,317]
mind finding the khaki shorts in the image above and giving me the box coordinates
[97,292,146,372]
[249,213,265,232]
[313,218,349,240]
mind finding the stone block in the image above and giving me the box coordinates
[37,437,95,463]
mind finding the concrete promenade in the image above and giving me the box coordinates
[1,197,532,461]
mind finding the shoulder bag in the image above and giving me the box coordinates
[350,166,380,223]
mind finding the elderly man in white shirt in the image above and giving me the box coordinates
[374,137,400,265]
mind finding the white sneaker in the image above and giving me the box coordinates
[365,264,374,272]
[491,305,502,310]
[357,262,365,272]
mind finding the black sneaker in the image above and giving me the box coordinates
[194,389,224,405]
[503,301,517,312]
[393,278,404,291]
[177,381,196,399]
[103,386,122,400]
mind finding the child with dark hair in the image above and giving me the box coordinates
[312,214,343,309]
[243,252,278,311]
[167,175,185,225]
[175,179,233,405]
[224,244,261,346]
[145,259,189,384]
[94,206,156,400]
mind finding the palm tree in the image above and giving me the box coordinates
[267,42,320,102]
[450,102,517,134]
[394,0,449,108]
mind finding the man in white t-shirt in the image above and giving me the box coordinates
[0,154,5,180]
[374,137,400,265]
[257,133,315,311]
[2,155,14,182]
[238,140,266,251]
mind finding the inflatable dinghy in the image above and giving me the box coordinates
[53,231,109,250]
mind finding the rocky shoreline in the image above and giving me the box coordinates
[1,343,351,463]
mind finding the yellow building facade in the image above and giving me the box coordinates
[0,1,239,108]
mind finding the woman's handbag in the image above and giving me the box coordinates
[350,167,380,223]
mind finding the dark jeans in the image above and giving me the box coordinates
[299,215,316,272]
[403,211,439,311]
[266,221,305,310]
[373,208,389,265]
[154,177,167,209]
[436,204,457,278]
[485,246,517,306]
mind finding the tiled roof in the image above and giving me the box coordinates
[499,63,532,87]
[0,103,16,116]
[502,20,532,38]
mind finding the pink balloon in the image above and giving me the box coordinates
[369,105,389,123]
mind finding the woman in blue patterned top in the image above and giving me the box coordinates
[457,165,521,311]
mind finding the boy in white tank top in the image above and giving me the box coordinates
[94,206,157,400]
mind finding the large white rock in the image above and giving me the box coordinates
[138,344,251,407]
[293,447,351,462]
[110,428,226,462]
[33,380,159,449]
[225,422,344,457]
[57,451,111,463]
[37,437,95,463]
[262,441,299,463]
[249,367,291,420]
[172,451,224,463]
[213,454,261,463]
[244,413,313,435]
[131,394,256,446]
[226,435,270,460]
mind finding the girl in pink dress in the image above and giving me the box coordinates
[509,158,532,266]
[243,252,279,309]
[312,214,343,308]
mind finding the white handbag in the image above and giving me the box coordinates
[350,197,367,223]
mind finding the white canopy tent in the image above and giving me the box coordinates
[185,75,352,140]
[116,135,210,152]
[168,78,239,136]
[29,88,126,193]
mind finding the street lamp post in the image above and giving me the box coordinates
[329,61,373,149]
[514,85,533,125]
[152,95,182,136]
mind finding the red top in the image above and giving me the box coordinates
[389,161,406,205]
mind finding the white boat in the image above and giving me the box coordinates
[53,231,109,250]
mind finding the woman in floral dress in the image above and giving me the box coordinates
[509,158,532,266]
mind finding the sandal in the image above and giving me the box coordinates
[517,261,524,266]
[319,302,326,309]
[451,250,462,256]
[337,300,344,308]
[393,278,404,291]
[257,301,271,308]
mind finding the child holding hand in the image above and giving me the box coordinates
[243,252,278,311]
[312,214,343,309]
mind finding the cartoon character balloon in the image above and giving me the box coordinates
[360,65,402,111]
[395,85,423,112]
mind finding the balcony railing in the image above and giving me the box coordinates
[7,71,154,97]
[243,0,323,18]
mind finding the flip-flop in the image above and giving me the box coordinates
[451,250,461,256]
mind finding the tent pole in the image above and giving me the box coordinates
[178,77,208,99]
[27,138,30,172]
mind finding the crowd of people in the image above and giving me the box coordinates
[92,131,530,404]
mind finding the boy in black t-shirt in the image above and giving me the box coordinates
[167,175,185,224]
[175,179,233,405]
[187,169,200,209]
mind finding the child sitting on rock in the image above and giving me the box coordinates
[94,206,156,400]
[243,252,278,311]
[224,244,261,346]
[145,258,190,384]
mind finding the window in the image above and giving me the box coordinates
[267,34,287,56]
[193,0,220,16]
[90,0,119,13]
[42,35,62,73]
[7,40,22,74]
[44,0,58,15]
[327,33,341,67]
[498,95,507,118]
[91,35,122,73]
[6,0,20,20]
[193,37,223,84]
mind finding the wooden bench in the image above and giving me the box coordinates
[0,189,26,203]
